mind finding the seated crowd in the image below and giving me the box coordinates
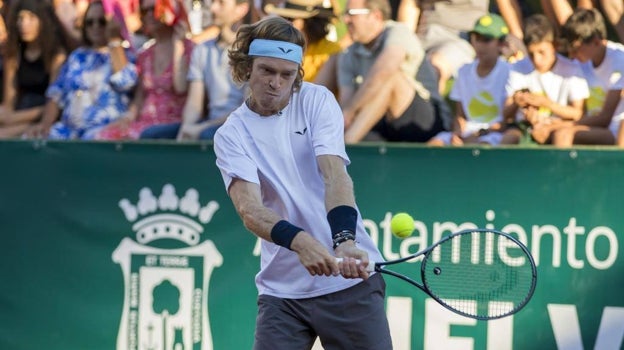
[0,0,623,147]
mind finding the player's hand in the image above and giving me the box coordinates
[335,240,370,280]
[290,231,340,277]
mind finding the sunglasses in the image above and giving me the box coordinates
[84,17,106,27]
[342,8,371,18]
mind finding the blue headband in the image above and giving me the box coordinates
[248,39,303,65]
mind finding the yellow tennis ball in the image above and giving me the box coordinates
[391,213,414,238]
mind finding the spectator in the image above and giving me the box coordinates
[97,0,194,140]
[541,0,624,44]
[213,16,391,349]
[0,0,69,138]
[428,13,511,146]
[186,0,221,43]
[24,0,138,140]
[142,0,249,141]
[501,13,589,145]
[550,8,624,146]
[249,0,285,23]
[394,0,524,95]
[265,0,342,84]
[338,0,444,143]
[53,0,87,49]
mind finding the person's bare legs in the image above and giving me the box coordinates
[344,72,416,143]
[0,123,31,139]
[540,0,574,25]
[552,124,615,147]
[428,51,453,96]
[599,0,624,42]
[500,128,523,144]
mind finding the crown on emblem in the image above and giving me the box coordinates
[119,184,219,246]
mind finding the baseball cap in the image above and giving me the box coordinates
[471,13,509,39]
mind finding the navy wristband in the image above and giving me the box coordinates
[327,205,358,238]
[270,220,303,250]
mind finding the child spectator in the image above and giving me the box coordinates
[96,0,194,140]
[0,0,69,138]
[24,0,138,140]
[428,13,511,146]
[501,13,589,145]
[550,8,624,147]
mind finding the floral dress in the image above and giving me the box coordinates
[97,38,194,140]
[46,47,138,139]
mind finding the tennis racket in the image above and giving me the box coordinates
[337,228,537,320]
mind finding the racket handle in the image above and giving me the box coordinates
[335,258,375,272]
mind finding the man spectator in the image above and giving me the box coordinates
[338,0,444,143]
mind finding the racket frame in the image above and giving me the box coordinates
[345,229,538,320]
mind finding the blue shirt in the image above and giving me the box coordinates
[46,47,138,139]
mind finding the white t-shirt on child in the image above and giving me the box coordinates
[450,58,510,132]
[507,54,589,121]
[579,41,624,135]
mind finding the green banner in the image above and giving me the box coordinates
[0,141,622,349]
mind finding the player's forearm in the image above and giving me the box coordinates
[229,179,290,242]
[324,172,356,212]
[318,155,356,211]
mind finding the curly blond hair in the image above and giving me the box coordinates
[229,16,306,91]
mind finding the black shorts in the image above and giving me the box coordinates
[253,274,392,350]
[368,92,445,142]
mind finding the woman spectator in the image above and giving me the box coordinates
[96,0,194,140]
[0,0,69,138]
[25,0,138,140]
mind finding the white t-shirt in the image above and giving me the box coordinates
[450,58,510,132]
[507,54,589,121]
[579,41,624,135]
[213,82,384,299]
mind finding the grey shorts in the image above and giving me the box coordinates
[253,273,392,350]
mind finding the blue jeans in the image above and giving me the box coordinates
[139,122,221,140]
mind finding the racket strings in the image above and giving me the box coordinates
[422,231,535,319]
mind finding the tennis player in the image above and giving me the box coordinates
[213,16,392,350]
